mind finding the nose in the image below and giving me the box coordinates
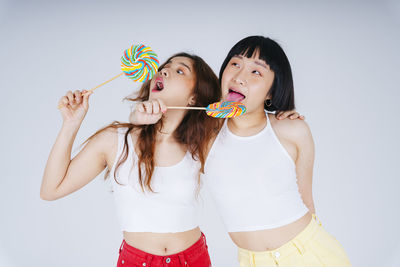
[234,77,245,86]
[160,68,168,77]
[233,76,246,86]
[233,69,246,86]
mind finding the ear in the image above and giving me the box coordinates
[188,95,196,106]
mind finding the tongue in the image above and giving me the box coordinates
[226,91,245,102]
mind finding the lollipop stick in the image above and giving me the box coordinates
[167,106,207,110]
[57,72,124,109]
[88,72,124,93]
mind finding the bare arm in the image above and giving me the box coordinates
[294,121,316,214]
[40,90,109,201]
[270,114,315,214]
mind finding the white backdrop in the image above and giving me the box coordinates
[1,0,399,266]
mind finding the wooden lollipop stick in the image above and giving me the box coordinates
[87,72,124,93]
[57,72,124,109]
[166,106,206,110]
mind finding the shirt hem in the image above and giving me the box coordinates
[120,224,200,234]
[226,209,309,232]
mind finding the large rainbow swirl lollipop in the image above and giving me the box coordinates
[167,101,246,118]
[121,44,159,82]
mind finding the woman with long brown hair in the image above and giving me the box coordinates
[40,53,221,267]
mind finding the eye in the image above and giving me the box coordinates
[231,62,239,67]
[177,69,184,75]
[253,70,261,76]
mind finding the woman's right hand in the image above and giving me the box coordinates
[58,90,93,125]
[130,99,167,125]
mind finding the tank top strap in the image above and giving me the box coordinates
[206,119,228,161]
[111,127,132,173]
[265,110,273,131]
[116,127,128,153]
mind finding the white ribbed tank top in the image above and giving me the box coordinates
[203,112,309,232]
[110,128,201,233]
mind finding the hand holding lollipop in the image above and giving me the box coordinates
[130,99,167,125]
[58,44,159,109]
[58,89,93,126]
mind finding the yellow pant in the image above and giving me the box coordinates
[238,215,351,267]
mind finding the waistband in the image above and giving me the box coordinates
[238,214,323,263]
[119,232,208,266]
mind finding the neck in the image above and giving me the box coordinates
[155,110,186,142]
[227,107,267,136]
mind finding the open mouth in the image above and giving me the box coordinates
[151,77,164,92]
[226,88,245,102]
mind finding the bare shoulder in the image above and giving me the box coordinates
[267,113,312,144]
[90,127,118,148]
[87,127,119,169]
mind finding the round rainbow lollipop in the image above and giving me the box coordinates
[121,44,159,82]
[205,101,246,118]
[167,101,246,118]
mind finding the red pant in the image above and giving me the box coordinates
[117,233,211,267]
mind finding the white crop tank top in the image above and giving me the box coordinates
[203,112,309,232]
[110,127,201,233]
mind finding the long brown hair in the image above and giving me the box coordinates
[83,53,222,192]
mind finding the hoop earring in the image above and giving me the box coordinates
[265,99,272,107]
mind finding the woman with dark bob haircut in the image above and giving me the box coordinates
[203,36,351,266]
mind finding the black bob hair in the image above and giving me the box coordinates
[219,36,295,112]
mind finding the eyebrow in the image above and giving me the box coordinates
[179,62,191,72]
[166,60,192,72]
[233,55,269,70]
